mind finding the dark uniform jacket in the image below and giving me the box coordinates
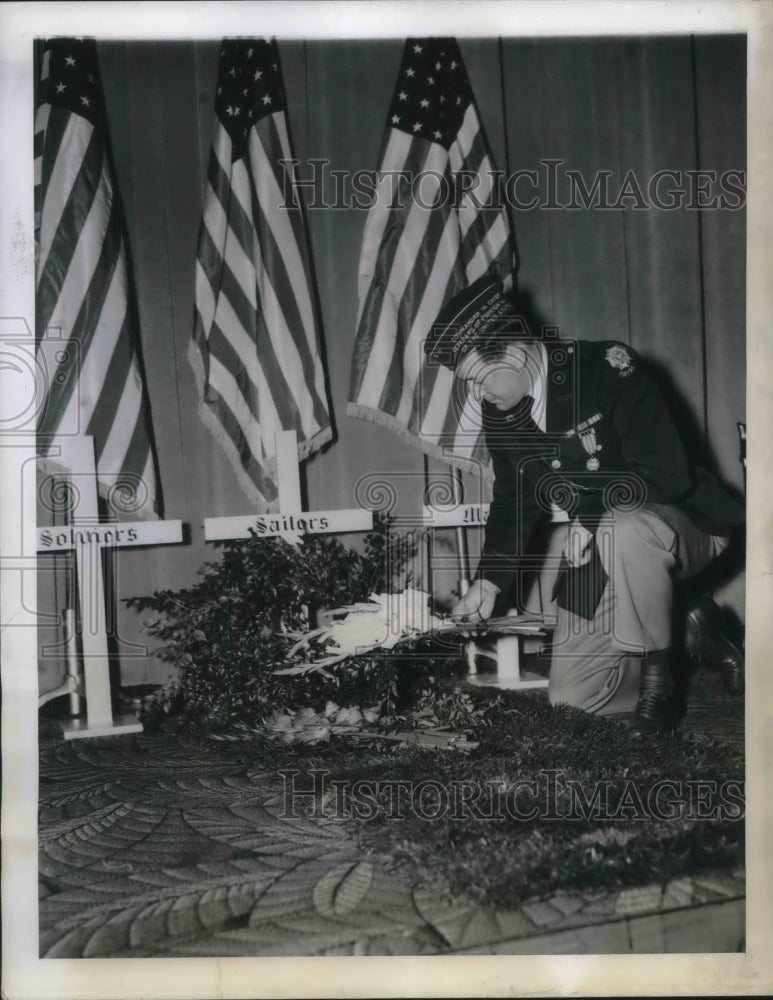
[476,339,745,611]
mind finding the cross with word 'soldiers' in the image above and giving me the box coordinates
[204,429,374,546]
[36,436,184,740]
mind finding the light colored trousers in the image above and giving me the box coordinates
[548,504,728,716]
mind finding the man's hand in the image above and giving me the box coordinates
[563,518,594,567]
[450,579,500,622]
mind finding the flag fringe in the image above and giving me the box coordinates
[187,338,273,511]
[188,339,333,513]
[297,424,334,462]
[346,402,494,483]
[195,393,276,512]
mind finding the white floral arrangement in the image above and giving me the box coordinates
[263,702,381,744]
[274,588,445,677]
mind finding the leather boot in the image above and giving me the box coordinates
[684,595,744,696]
[625,651,680,736]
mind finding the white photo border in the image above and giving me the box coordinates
[2,2,771,997]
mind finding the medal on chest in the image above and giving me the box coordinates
[579,427,602,470]
[562,413,604,471]
[580,428,602,469]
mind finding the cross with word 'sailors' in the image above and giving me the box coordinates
[204,429,373,543]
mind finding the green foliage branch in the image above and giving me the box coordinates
[126,520,455,732]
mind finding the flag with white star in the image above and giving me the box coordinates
[34,37,161,519]
[348,38,516,475]
[191,38,332,509]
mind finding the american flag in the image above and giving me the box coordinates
[35,37,161,519]
[348,38,516,475]
[191,39,332,509]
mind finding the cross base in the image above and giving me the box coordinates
[467,672,549,692]
[466,634,550,692]
[61,714,143,741]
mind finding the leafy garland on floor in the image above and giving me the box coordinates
[126,520,465,733]
[332,689,745,906]
[186,684,744,908]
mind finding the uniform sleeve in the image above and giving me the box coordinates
[475,438,545,596]
[576,347,692,532]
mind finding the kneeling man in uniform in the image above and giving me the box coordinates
[426,276,744,734]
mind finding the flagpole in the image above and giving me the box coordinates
[421,454,432,595]
[452,467,471,595]
[61,475,82,716]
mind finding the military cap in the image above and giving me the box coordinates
[424,274,521,371]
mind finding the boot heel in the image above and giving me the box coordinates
[624,652,678,736]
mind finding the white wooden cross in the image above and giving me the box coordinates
[37,436,184,740]
[204,430,373,545]
[422,499,554,691]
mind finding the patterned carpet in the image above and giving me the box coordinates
[38,667,745,958]
[38,725,458,958]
